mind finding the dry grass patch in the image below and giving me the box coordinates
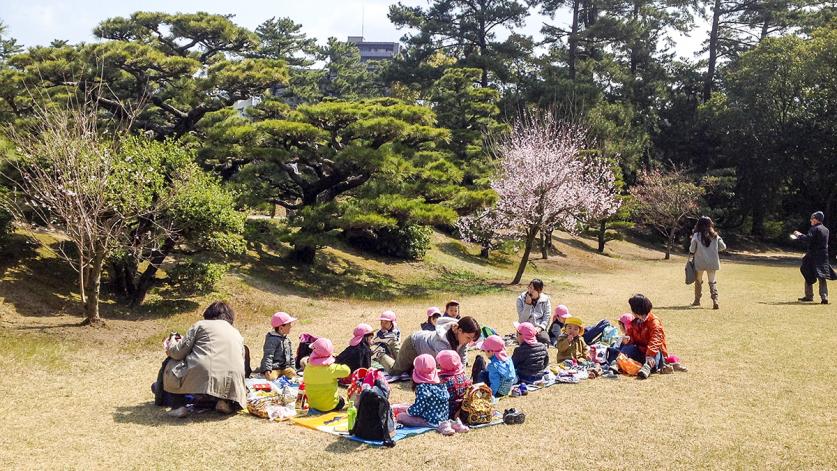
[1,233,835,469]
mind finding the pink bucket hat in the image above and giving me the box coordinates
[480,335,508,361]
[271,311,297,328]
[349,323,374,346]
[379,310,397,322]
[513,321,538,346]
[426,306,442,317]
[412,354,440,384]
[309,338,335,366]
[618,313,634,328]
[436,350,464,375]
[553,304,571,321]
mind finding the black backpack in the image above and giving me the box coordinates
[349,381,396,447]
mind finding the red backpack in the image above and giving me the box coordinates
[346,368,389,404]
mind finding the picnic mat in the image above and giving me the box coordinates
[291,410,504,446]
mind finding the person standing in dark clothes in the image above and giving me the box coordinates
[793,211,837,304]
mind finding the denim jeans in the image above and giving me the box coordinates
[606,344,664,370]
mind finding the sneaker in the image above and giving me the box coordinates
[712,302,720,310]
[659,364,674,374]
[602,370,618,379]
[451,418,470,433]
[519,383,528,396]
[637,363,651,380]
[671,362,689,372]
[503,408,525,425]
[798,297,814,302]
[822,300,829,305]
[437,420,455,436]
[167,406,190,418]
[214,399,233,414]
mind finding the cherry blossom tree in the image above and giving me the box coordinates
[461,112,620,284]
[630,168,705,259]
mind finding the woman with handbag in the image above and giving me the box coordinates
[689,216,727,309]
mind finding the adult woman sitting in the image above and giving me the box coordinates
[376,316,481,376]
[163,301,248,418]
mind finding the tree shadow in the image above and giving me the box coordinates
[723,252,801,267]
[0,239,82,319]
[111,402,239,427]
[113,298,202,321]
[437,241,512,267]
[235,248,405,301]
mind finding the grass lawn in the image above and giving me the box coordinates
[1,232,835,469]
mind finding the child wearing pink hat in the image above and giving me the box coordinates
[373,310,402,361]
[511,322,549,384]
[420,307,442,331]
[471,335,517,397]
[260,311,298,381]
[436,350,471,432]
[304,338,351,412]
[397,354,461,435]
[335,323,374,374]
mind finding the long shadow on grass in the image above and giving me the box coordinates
[757,301,824,306]
[112,402,237,426]
[655,305,701,311]
[0,237,81,318]
[437,242,512,267]
[236,248,405,301]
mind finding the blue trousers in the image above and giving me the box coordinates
[606,344,664,370]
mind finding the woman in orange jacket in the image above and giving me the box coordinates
[608,294,672,379]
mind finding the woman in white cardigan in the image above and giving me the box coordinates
[690,216,727,309]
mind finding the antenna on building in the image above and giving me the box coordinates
[361,5,365,40]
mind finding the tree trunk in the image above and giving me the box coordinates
[83,250,106,325]
[568,0,580,81]
[512,226,538,285]
[78,253,86,305]
[703,0,722,102]
[597,220,607,253]
[479,244,490,258]
[760,15,770,41]
[478,16,488,87]
[751,204,766,239]
[540,230,549,260]
[630,0,640,76]
[665,229,675,260]
[129,237,176,307]
[270,204,277,219]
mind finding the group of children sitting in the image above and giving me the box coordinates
[257,294,687,435]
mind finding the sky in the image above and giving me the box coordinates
[0,0,708,60]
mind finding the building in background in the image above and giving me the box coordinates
[347,36,400,62]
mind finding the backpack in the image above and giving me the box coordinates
[296,333,318,370]
[349,380,396,447]
[460,383,494,426]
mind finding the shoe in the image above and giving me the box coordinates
[451,418,470,433]
[503,408,525,425]
[437,420,455,436]
[659,364,674,374]
[822,300,829,305]
[798,297,814,302]
[691,300,700,307]
[712,302,719,310]
[519,383,528,396]
[214,399,233,414]
[167,406,190,418]
[602,370,618,379]
[637,363,651,379]
[671,362,689,372]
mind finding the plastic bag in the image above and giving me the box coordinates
[616,353,642,376]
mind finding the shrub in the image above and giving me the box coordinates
[167,261,228,295]
[344,224,432,260]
